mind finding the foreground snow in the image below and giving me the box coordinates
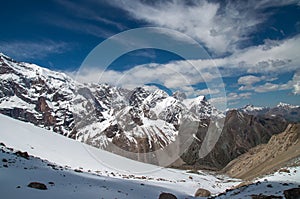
[217,167,300,198]
[0,114,238,198]
[1,145,202,199]
[1,114,299,199]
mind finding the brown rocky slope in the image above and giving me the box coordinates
[180,110,288,169]
[222,123,300,180]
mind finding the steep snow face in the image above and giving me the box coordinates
[0,53,223,163]
[0,114,240,198]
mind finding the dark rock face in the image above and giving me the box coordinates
[129,87,150,107]
[27,182,47,190]
[284,188,300,199]
[15,151,30,160]
[0,55,75,135]
[251,194,283,199]
[103,124,120,138]
[181,110,288,169]
[194,188,211,197]
[158,192,177,199]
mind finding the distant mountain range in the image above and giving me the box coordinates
[0,53,299,169]
[239,103,300,122]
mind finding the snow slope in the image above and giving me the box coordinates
[1,113,299,199]
[1,145,193,199]
[217,167,300,198]
[0,114,239,198]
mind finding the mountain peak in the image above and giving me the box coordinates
[277,102,299,109]
[0,53,14,62]
[182,95,206,109]
[242,104,265,112]
[172,91,186,101]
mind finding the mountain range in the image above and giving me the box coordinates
[0,53,299,170]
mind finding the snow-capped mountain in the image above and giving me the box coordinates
[0,53,77,135]
[1,53,298,169]
[240,102,300,122]
[0,53,221,165]
[239,104,267,113]
[277,102,300,109]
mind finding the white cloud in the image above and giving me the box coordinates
[195,88,220,96]
[0,40,71,60]
[227,92,252,100]
[189,34,300,77]
[73,34,300,99]
[44,15,115,39]
[291,72,300,95]
[294,83,300,95]
[238,75,262,85]
[249,72,300,94]
[208,92,252,106]
[254,82,280,93]
[75,62,201,90]
[108,0,299,55]
[54,0,127,31]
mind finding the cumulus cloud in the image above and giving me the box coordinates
[254,82,281,93]
[223,35,300,74]
[73,59,221,96]
[244,72,300,94]
[208,92,252,106]
[73,34,300,101]
[294,83,300,95]
[292,72,300,95]
[227,92,252,100]
[195,88,221,96]
[238,75,262,85]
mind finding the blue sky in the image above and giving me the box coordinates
[0,0,299,108]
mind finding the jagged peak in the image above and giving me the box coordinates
[152,89,169,97]
[0,53,15,62]
[182,95,206,109]
[172,91,186,101]
[242,104,265,111]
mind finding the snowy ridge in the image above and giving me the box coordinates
[0,53,223,160]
